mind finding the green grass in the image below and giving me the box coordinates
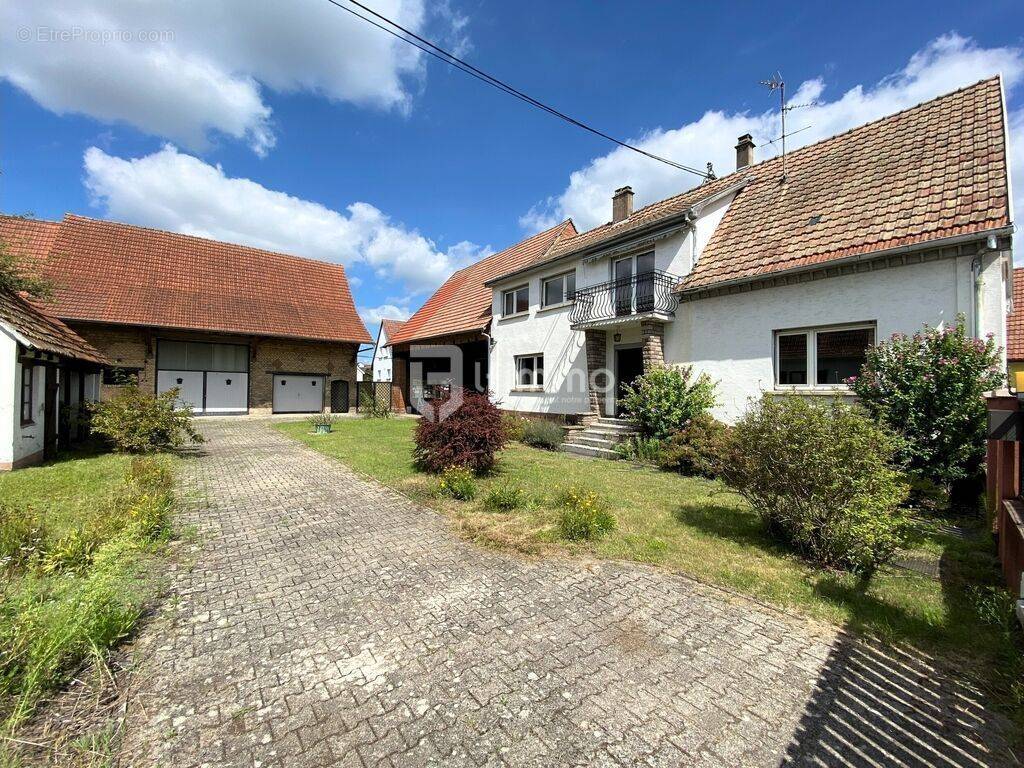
[276,417,1024,716]
[0,446,178,758]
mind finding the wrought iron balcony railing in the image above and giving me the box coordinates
[569,270,681,327]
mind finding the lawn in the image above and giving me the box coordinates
[0,444,178,757]
[276,416,1023,714]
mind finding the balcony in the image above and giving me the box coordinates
[569,270,681,328]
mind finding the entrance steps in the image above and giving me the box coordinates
[561,417,638,459]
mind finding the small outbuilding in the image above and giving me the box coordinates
[0,287,107,469]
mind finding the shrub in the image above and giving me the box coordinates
[484,482,526,512]
[659,415,734,478]
[310,412,336,428]
[362,398,392,419]
[89,386,204,454]
[501,413,528,442]
[615,435,665,464]
[619,365,717,441]
[437,466,477,501]
[414,389,507,474]
[849,318,1004,487]
[556,485,616,541]
[520,419,564,450]
[725,396,909,573]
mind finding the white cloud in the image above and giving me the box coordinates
[1,0,464,154]
[83,144,490,296]
[359,303,413,327]
[524,34,1024,233]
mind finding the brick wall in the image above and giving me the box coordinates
[68,323,358,413]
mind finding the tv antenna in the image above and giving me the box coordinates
[760,72,815,180]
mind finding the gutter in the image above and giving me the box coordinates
[485,177,751,287]
[676,225,1015,297]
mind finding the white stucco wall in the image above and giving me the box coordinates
[372,327,393,381]
[671,249,1010,423]
[0,333,16,466]
[489,196,736,416]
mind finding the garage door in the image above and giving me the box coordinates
[273,374,324,413]
[156,340,249,414]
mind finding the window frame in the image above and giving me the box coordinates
[514,353,545,390]
[773,322,876,390]
[541,270,576,308]
[502,284,530,317]
[20,363,34,426]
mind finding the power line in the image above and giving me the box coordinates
[323,0,713,180]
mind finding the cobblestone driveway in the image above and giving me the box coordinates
[118,420,1018,767]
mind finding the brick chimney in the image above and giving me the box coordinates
[612,186,634,224]
[735,134,755,170]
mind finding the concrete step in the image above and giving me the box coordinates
[593,418,635,429]
[566,435,619,449]
[561,442,621,460]
[576,427,636,442]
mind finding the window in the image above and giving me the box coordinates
[515,354,544,388]
[158,340,248,372]
[542,271,576,307]
[502,285,529,316]
[774,324,875,388]
[103,366,142,386]
[20,364,34,425]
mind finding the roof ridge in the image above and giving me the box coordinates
[60,213,349,274]
[600,75,1004,230]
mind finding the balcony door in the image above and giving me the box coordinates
[635,252,655,312]
[613,252,656,316]
[613,257,633,316]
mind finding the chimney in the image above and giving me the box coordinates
[735,134,755,170]
[612,186,634,224]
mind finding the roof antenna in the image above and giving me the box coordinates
[760,72,815,182]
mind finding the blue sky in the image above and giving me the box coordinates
[2,1,1022,350]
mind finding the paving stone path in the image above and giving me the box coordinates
[118,420,1019,767]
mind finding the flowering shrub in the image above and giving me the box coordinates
[725,396,909,573]
[619,366,717,441]
[484,482,526,512]
[437,466,477,500]
[414,389,507,473]
[556,485,616,541]
[848,319,1004,486]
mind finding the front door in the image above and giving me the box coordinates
[615,347,644,416]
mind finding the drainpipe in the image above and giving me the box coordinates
[971,255,983,338]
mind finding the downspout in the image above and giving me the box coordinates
[971,255,983,338]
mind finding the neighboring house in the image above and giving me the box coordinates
[1008,268,1024,389]
[487,77,1014,424]
[388,220,577,413]
[371,319,406,382]
[0,214,371,415]
[356,362,374,382]
[0,287,107,469]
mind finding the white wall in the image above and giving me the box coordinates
[490,262,590,415]
[0,333,16,467]
[489,197,736,417]
[372,326,393,381]
[671,250,1009,423]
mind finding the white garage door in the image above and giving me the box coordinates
[156,340,249,414]
[273,374,324,413]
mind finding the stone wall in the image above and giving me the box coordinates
[640,319,665,370]
[68,323,358,413]
[584,328,608,420]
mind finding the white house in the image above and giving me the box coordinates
[371,319,406,382]
[0,287,106,470]
[487,77,1014,430]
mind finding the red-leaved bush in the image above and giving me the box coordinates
[414,389,507,473]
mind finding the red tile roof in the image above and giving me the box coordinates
[389,220,576,346]
[380,318,406,343]
[505,78,1012,293]
[682,77,1012,291]
[1008,268,1024,362]
[0,288,107,364]
[0,214,371,344]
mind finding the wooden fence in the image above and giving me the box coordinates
[984,392,1024,602]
